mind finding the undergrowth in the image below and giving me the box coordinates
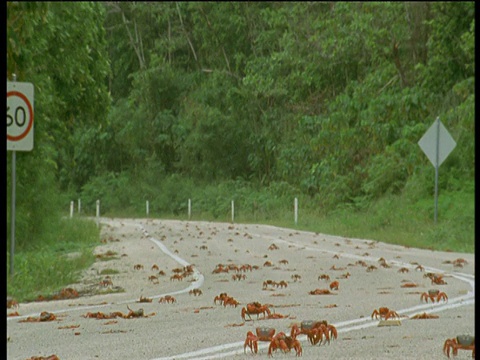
[7,217,99,302]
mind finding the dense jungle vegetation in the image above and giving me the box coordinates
[6,2,474,300]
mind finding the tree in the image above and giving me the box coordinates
[7,2,111,248]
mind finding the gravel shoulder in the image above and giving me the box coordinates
[7,218,475,360]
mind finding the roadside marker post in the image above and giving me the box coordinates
[294,197,298,225]
[96,200,100,227]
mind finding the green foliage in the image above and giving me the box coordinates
[80,172,135,215]
[7,152,66,252]
[94,2,474,216]
[8,2,474,211]
[304,186,474,254]
[409,189,474,252]
[7,2,111,256]
[8,3,111,191]
[150,174,195,216]
[418,2,474,94]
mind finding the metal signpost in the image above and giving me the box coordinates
[418,117,456,224]
[7,77,35,276]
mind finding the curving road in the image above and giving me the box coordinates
[7,218,475,360]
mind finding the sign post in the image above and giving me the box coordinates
[7,77,35,276]
[418,117,456,224]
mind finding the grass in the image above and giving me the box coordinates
[7,217,100,302]
[265,190,474,254]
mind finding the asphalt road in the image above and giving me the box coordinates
[7,218,475,360]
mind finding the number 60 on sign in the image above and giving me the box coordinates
[7,81,34,151]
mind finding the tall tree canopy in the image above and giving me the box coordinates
[7,1,474,219]
[7,2,111,247]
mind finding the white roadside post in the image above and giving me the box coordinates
[146,200,149,217]
[231,200,235,223]
[294,197,298,225]
[96,199,100,226]
[418,117,457,224]
[70,201,74,218]
[188,199,192,220]
[78,198,81,214]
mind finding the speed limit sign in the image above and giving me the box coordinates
[7,81,34,151]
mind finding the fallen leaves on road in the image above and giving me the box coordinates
[137,296,153,303]
[224,322,245,327]
[58,324,80,330]
[19,312,59,323]
[26,355,60,360]
[324,304,338,308]
[401,283,419,288]
[409,312,439,320]
[82,306,155,319]
[102,320,118,325]
[35,288,79,302]
[101,329,128,334]
[267,313,290,319]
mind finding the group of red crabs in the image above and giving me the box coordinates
[244,319,338,357]
[235,252,472,358]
